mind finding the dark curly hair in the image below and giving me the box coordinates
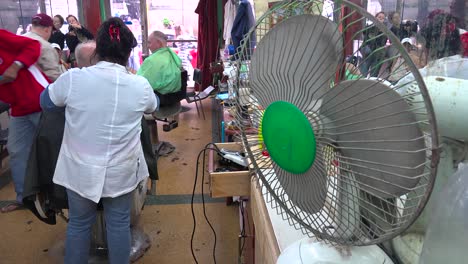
[420,10,461,60]
[95,17,136,66]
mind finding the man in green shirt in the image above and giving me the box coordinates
[137,31,182,95]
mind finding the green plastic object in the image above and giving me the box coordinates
[261,101,316,174]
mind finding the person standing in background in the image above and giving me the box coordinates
[0,30,49,213]
[360,11,388,77]
[65,15,94,67]
[23,13,64,81]
[49,15,66,50]
[174,25,193,71]
[388,11,403,40]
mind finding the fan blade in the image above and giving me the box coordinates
[274,157,327,215]
[320,79,425,197]
[332,170,361,239]
[250,14,343,108]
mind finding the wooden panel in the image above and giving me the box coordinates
[210,171,251,198]
[209,142,251,198]
[246,135,273,170]
[242,199,255,264]
[250,180,280,264]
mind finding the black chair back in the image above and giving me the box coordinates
[155,70,188,107]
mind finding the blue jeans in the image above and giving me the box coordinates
[65,189,132,264]
[6,112,41,203]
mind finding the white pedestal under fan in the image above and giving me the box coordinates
[228,0,440,263]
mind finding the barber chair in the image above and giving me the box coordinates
[144,70,188,194]
[88,178,150,263]
[144,70,188,186]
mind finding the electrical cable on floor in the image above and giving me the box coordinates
[191,143,221,264]
[239,200,246,260]
[201,145,218,264]
[239,197,253,263]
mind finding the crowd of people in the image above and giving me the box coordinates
[0,12,185,263]
[357,8,468,82]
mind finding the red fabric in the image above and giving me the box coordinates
[195,0,221,91]
[189,49,198,69]
[0,29,49,116]
[461,32,468,58]
[343,0,364,57]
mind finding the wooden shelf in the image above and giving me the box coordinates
[208,142,251,198]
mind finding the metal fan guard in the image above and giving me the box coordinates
[229,0,439,246]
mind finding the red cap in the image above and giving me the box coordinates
[31,13,53,27]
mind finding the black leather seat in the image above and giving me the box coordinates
[154,70,188,107]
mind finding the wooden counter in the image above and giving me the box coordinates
[249,178,308,263]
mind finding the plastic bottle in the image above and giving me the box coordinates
[419,163,468,264]
[223,46,230,61]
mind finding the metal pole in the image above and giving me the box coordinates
[401,2,405,19]
[140,0,149,55]
[18,0,24,29]
[49,0,53,16]
[39,0,47,14]
[77,0,85,26]
[0,13,5,29]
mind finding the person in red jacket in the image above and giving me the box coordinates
[0,29,50,213]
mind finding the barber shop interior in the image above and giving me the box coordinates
[0,0,467,263]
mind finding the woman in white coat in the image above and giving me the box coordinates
[40,17,158,264]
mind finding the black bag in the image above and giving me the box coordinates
[22,111,158,225]
[155,70,188,107]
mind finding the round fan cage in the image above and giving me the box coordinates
[228,0,439,246]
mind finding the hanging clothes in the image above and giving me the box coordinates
[195,0,224,90]
[224,0,237,45]
[247,0,256,19]
[231,0,256,59]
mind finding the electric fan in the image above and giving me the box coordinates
[227,0,439,262]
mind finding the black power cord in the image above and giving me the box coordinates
[239,200,246,260]
[239,198,252,263]
[191,143,221,264]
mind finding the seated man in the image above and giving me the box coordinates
[137,31,182,106]
[75,40,97,68]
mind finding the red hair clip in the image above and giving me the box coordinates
[109,24,120,42]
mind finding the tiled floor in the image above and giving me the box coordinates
[0,100,242,263]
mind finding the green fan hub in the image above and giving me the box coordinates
[261,101,316,174]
